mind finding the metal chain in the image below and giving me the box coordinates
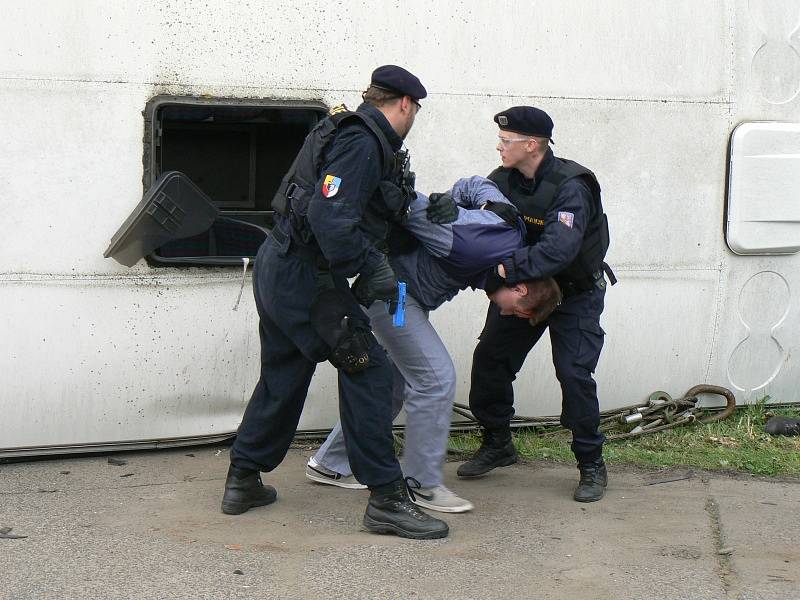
[452,384,737,440]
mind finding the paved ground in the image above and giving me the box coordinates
[1,446,798,600]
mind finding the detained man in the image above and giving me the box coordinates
[306,176,561,513]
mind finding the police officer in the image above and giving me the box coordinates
[221,65,449,539]
[449,106,614,502]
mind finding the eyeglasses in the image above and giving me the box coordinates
[497,135,533,147]
[412,99,422,111]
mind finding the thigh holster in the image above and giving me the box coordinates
[310,288,373,374]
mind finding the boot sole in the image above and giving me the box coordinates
[573,481,608,503]
[456,455,518,478]
[573,490,606,503]
[221,496,276,515]
[363,514,449,540]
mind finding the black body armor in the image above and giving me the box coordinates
[272,105,415,252]
[489,158,611,291]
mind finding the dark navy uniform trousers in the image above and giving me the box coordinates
[469,286,606,461]
[230,235,403,486]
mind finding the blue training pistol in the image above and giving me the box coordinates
[392,281,407,328]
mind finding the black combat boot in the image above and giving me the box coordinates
[221,464,277,515]
[456,428,518,477]
[574,457,608,502]
[363,479,449,540]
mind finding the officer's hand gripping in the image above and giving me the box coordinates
[426,192,459,224]
[484,201,519,227]
[352,258,399,313]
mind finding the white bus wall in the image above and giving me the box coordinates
[1,0,799,453]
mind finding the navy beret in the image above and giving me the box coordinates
[370,65,427,101]
[494,106,554,142]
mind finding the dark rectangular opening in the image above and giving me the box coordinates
[142,97,327,266]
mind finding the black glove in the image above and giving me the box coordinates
[483,265,507,295]
[484,201,519,227]
[426,192,459,224]
[309,289,373,374]
[352,257,399,313]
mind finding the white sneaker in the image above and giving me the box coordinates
[305,457,367,490]
[407,480,474,513]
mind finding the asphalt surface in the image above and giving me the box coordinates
[1,446,798,599]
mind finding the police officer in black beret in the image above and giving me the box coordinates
[432,106,614,502]
[221,65,449,539]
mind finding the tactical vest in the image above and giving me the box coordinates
[489,158,611,291]
[272,105,415,251]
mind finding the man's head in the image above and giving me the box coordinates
[363,65,426,139]
[493,106,553,172]
[488,277,562,325]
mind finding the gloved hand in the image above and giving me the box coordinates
[352,257,399,313]
[484,201,519,226]
[426,192,459,224]
[483,265,507,295]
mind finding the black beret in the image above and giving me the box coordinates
[370,65,427,101]
[494,106,554,142]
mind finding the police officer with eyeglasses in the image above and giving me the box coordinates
[221,65,449,539]
[429,106,615,502]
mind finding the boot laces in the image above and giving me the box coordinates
[405,476,423,501]
[579,464,604,486]
[402,477,433,519]
[473,440,507,461]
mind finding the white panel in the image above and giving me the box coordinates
[0,80,341,275]
[0,1,728,100]
[727,122,800,255]
[0,82,148,274]
[411,94,730,272]
[6,0,800,457]
[0,276,255,448]
[746,0,800,105]
[706,260,800,405]
[432,270,721,416]
[0,80,730,275]
[1,267,722,451]
[0,274,348,450]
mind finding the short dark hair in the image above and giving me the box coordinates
[361,85,403,107]
[518,277,562,325]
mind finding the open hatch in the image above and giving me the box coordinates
[105,96,327,267]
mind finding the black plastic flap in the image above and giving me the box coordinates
[104,171,219,267]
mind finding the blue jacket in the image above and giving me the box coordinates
[392,176,526,310]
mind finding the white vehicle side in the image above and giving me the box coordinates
[2,0,799,457]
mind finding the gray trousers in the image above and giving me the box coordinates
[312,295,456,488]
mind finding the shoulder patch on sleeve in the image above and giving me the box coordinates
[322,174,342,198]
[557,211,574,228]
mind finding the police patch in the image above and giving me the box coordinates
[498,115,508,126]
[558,211,574,228]
[322,174,342,198]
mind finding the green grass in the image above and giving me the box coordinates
[448,401,800,478]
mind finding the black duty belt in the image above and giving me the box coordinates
[556,278,591,300]
[557,262,617,299]
[602,262,617,286]
[269,225,324,263]
[269,225,333,290]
